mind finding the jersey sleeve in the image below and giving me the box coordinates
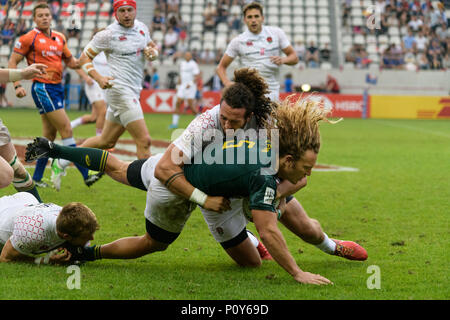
[224,36,240,58]
[248,172,278,213]
[13,33,33,56]
[275,27,291,50]
[10,214,46,256]
[172,107,220,160]
[87,29,113,54]
[61,35,72,60]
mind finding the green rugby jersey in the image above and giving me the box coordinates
[184,138,279,213]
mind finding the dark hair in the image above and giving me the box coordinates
[243,2,264,17]
[33,3,50,17]
[222,68,274,128]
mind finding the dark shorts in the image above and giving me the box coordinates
[126,159,147,191]
[31,82,65,114]
[145,219,181,244]
[220,227,248,250]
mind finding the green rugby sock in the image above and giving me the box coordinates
[51,145,109,172]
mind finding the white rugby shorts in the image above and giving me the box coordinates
[84,81,106,104]
[0,119,11,147]
[142,154,197,234]
[176,82,197,100]
[200,198,248,243]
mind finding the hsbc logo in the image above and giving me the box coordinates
[145,91,175,112]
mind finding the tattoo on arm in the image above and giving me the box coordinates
[164,172,185,189]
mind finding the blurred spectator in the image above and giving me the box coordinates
[203,1,217,20]
[382,43,405,70]
[417,52,430,69]
[199,47,215,64]
[16,18,28,37]
[320,43,331,62]
[404,50,418,71]
[283,73,293,93]
[305,41,320,68]
[1,19,14,45]
[215,2,229,26]
[294,40,306,61]
[415,30,429,53]
[204,74,224,91]
[430,2,447,32]
[143,69,151,89]
[323,74,340,94]
[167,0,179,14]
[408,14,424,32]
[151,67,160,89]
[229,13,241,31]
[427,38,444,69]
[403,28,416,51]
[152,10,166,32]
[67,17,81,39]
[204,12,216,31]
[163,27,178,57]
[155,0,167,14]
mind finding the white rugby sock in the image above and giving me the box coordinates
[71,117,84,128]
[58,137,77,169]
[246,230,259,247]
[315,233,336,254]
[172,114,180,126]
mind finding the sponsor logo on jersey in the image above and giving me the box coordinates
[119,35,127,41]
[139,30,145,36]
[246,41,253,46]
[267,37,273,43]
[263,187,275,205]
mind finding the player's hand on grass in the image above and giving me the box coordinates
[293,271,333,286]
[97,76,114,89]
[203,196,231,213]
[49,248,73,265]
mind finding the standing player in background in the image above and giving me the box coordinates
[77,0,158,160]
[216,1,298,101]
[72,50,109,137]
[8,3,100,191]
[0,63,47,201]
[169,51,201,129]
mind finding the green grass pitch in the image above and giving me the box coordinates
[0,108,448,300]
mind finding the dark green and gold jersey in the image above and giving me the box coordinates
[184,138,279,213]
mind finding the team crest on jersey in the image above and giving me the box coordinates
[139,30,145,36]
[39,39,46,43]
[263,187,275,205]
[246,41,253,46]
[267,37,273,43]
[15,41,22,49]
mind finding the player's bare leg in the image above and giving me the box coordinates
[186,98,198,115]
[170,98,183,129]
[80,120,125,150]
[224,238,262,267]
[281,198,367,261]
[99,232,168,259]
[125,118,152,159]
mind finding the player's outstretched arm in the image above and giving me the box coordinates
[216,54,235,87]
[252,209,332,285]
[8,52,27,98]
[79,52,113,89]
[154,144,231,213]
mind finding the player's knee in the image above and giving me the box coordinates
[0,166,14,188]
[136,135,152,149]
[239,258,262,268]
[303,218,323,243]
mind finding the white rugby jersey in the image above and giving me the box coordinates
[0,197,64,256]
[225,26,291,97]
[92,51,110,77]
[86,19,151,96]
[172,104,258,160]
[179,59,200,85]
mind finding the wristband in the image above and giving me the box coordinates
[81,62,94,74]
[9,69,22,82]
[189,188,207,206]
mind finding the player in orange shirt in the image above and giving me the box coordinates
[8,3,101,191]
